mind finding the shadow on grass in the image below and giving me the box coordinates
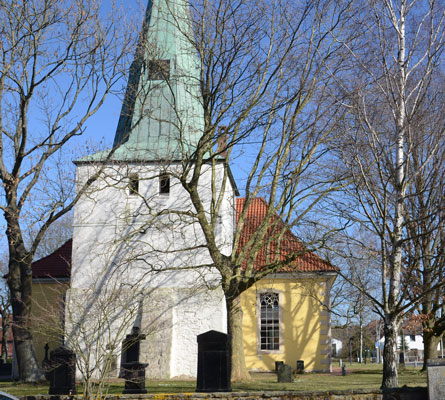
[0,367,427,396]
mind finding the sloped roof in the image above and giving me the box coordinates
[236,198,337,273]
[81,0,203,163]
[32,239,72,279]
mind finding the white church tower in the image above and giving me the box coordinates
[67,0,236,379]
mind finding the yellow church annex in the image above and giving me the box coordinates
[242,276,334,373]
[236,198,337,373]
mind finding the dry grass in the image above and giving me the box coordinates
[0,363,427,396]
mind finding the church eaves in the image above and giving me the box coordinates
[82,0,203,163]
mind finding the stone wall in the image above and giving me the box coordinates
[22,387,427,400]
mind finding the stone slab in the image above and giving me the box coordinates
[427,358,445,400]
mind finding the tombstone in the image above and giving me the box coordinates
[341,365,346,376]
[277,363,292,383]
[48,346,77,395]
[122,327,144,363]
[427,359,445,400]
[121,327,148,394]
[196,330,231,392]
[296,360,304,374]
[0,359,12,378]
[42,343,51,381]
[275,361,284,371]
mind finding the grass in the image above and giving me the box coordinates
[0,363,427,396]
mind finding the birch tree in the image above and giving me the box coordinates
[334,0,444,388]
[0,0,134,381]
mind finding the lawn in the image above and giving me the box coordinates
[0,363,427,397]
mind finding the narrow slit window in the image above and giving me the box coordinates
[129,174,139,195]
[159,174,170,195]
[259,292,280,351]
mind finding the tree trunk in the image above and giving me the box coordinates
[422,330,439,371]
[7,239,44,382]
[381,317,399,389]
[1,317,9,362]
[359,313,363,363]
[226,295,251,382]
[12,327,43,382]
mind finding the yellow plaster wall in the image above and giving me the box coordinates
[241,276,332,372]
[31,281,68,363]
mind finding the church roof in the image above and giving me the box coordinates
[32,239,72,279]
[236,198,337,273]
[81,0,203,163]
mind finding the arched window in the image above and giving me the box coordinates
[259,292,280,350]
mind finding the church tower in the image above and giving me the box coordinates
[68,0,235,379]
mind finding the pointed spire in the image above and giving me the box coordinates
[110,0,203,161]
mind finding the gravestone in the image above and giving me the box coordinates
[0,359,12,378]
[427,359,445,400]
[296,360,304,374]
[196,330,231,392]
[121,327,145,363]
[277,363,292,383]
[48,346,77,395]
[275,361,284,371]
[42,343,51,381]
[121,327,148,394]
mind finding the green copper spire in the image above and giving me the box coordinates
[86,0,203,162]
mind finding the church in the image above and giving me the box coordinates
[30,0,337,379]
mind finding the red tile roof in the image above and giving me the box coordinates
[32,239,72,279]
[236,198,337,273]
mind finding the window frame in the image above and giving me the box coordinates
[159,173,170,195]
[257,290,283,354]
[128,173,139,196]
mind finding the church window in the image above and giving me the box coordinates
[129,174,139,195]
[259,292,280,351]
[148,60,170,80]
[159,173,170,195]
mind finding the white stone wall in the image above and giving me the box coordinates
[69,161,234,378]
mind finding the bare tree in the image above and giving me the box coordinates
[403,81,445,369]
[99,0,351,381]
[186,0,354,381]
[333,0,444,388]
[0,0,135,381]
[318,228,381,362]
[341,237,379,363]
